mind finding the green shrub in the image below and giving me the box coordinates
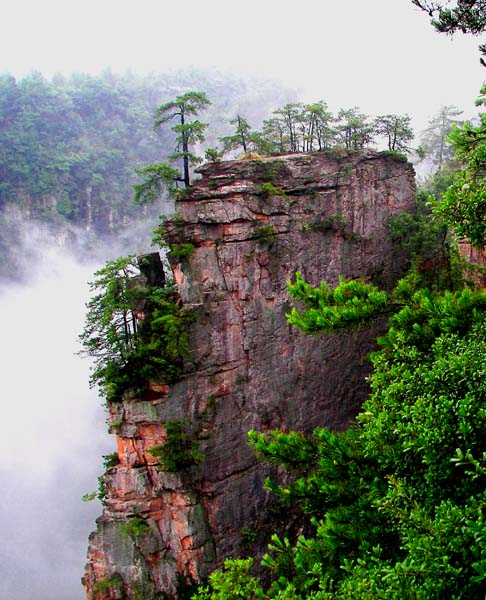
[80,257,195,401]
[258,182,287,199]
[254,224,276,244]
[121,516,150,539]
[102,453,119,469]
[148,420,204,471]
[92,574,124,593]
[169,243,196,261]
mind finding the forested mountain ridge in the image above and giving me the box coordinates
[0,69,295,282]
[0,69,295,231]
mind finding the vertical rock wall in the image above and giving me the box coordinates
[83,151,416,599]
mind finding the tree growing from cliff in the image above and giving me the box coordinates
[79,255,193,400]
[154,91,211,188]
[79,255,142,396]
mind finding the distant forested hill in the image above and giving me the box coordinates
[0,68,294,281]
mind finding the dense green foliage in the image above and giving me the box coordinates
[287,273,391,333]
[79,255,193,401]
[193,86,486,595]
[195,273,486,598]
[0,71,171,230]
[388,190,464,290]
[433,90,486,247]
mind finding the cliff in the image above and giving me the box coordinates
[83,150,416,599]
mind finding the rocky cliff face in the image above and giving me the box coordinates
[83,150,416,599]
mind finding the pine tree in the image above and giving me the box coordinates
[153,91,210,187]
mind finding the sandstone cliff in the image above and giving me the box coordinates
[83,150,416,599]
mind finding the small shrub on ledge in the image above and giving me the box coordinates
[168,242,196,262]
[254,224,276,244]
[258,182,288,199]
[148,420,204,471]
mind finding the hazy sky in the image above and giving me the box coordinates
[1,0,485,132]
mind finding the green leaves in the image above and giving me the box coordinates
[287,272,390,333]
[79,255,193,401]
[133,163,181,204]
[148,420,204,472]
[432,102,486,247]
[152,91,210,187]
[192,558,264,600]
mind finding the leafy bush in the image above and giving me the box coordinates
[92,574,124,593]
[121,516,150,539]
[148,420,204,471]
[258,182,287,199]
[388,191,462,291]
[169,243,196,261]
[434,111,486,248]
[254,224,276,244]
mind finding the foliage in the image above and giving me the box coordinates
[133,163,180,204]
[287,272,391,333]
[337,107,375,149]
[192,558,264,599]
[204,147,223,162]
[303,213,349,236]
[388,191,462,290]
[102,452,119,469]
[92,574,124,593]
[412,0,486,65]
[0,71,176,233]
[433,101,486,247]
[254,224,277,244]
[121,516,150,539]
[168,243,196,261]
[215,99,414,157]
[219,114,253,155]
[153,91,210,188]
[97,475,107,505]
[373,114,414,152]
[148,420,204,471]
[258,182,287,198]
[79,255,142,391]
[79,255,194,401]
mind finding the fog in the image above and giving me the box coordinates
[0,211,170,598]
[0,241,113,599]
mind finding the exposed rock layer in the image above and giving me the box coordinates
[84,151,416,599]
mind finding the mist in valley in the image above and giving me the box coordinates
[0,212,173,599]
